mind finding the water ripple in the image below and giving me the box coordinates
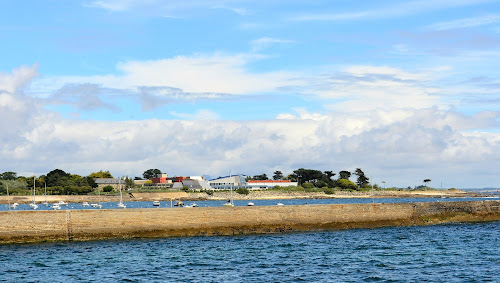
[0,222,499,282]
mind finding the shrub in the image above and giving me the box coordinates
[236,187,249,195]
[305,186,322,192]
[358,186,371,192]
[103,185,114,192]
[336,179,358,191]
[302,182,314,189]
[323,187,334,195]
[315,180,327,188]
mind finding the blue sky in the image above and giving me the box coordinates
[1,0,500,187]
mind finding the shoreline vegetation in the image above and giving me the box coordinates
[0,188,481,204]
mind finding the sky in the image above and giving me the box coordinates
[1,0,500,188]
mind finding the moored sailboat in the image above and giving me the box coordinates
[6,183,18,210]
[117,178,126,209]
[42,183,48,206]
[222,171,234,207]
[29,176,38,210]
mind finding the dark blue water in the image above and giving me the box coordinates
[2,196,499,211]
[0,221,499,282]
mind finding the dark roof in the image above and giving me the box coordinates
[94,178,121,184]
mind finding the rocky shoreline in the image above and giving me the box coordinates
[189,189,472,201]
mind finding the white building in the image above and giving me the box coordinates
[209,175,247,190]
[182,179,213,190]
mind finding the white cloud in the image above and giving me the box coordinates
[170,109,220,120]
[33,53,297,97]
[116,53,291,94]
[83,0,134,11]
[32,53,457,115]
[292,11,370,22]
[2,66,500,187]
[211,5,250,16]
[426,14,500,30]
[0,64,38,95]
[10,107,497,187]
[289,65,443,112]
[250,37,295,52]
[83,0,252,16]
[290,0,498,22]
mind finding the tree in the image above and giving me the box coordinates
[0,179,30,195]
[86,176,98,188]
[89,170,113,179]
[253,173,269,180]
[0,171,17,180]
[339,170,351,180]
[336,179,358,191]
[46,169,70,187]
[43,169,94,195]
[124,177,135,189]
[324,171,336,179]
[38,175,47,185]
[293,168,324,186]
[423,179,431,188]
[143,169,162,180]
[322,171,336,187]
[273,171,283,180]
[354,168,369,188]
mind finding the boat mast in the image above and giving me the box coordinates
[6,183,10,211]
[230,171,233,204]
[98,182,101,208]
[33,175,35,204]
[119,177,123,204]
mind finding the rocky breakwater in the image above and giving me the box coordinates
[0,200,498,244]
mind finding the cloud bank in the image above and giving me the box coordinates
[2,65,500,188]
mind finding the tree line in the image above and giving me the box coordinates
[247,168,371,191]
[0,169,135,196]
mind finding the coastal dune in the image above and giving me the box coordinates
[0,201,499,244]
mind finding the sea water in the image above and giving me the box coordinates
[0,221,498,282]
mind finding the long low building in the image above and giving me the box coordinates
[209,175,298,190]
[94,178,123,189]
[209,175,247,190]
